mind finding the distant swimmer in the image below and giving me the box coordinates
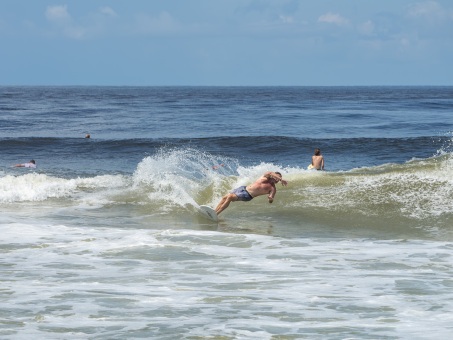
[14,159,36,168]
[308,148,324,170]
[205,163,225,171]
[215,171,288,215]
[85,134,91,138]
[212,163,224,170]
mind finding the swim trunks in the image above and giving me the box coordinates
[230,186,253,201]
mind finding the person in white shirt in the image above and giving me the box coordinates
[14,160,36,168]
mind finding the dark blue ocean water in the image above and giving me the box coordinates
[1,86,452,175]
[1,86,453,339]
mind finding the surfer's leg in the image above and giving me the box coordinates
[215,193,237,215]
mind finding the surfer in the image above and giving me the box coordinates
[308,148,324,170]
[215,171,288,215]
[14,160,36,168]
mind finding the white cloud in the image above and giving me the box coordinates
[134,11,180,35]
[408,1,443,18]
[45,5,71,23]
[43,5,119,40]
[358,20,375,36]
[45,5,86,39]
[406,1,453,40]
[407,1,453,23]
[318,12,349,26]
[279,15,293,24]
[100,6,117,18]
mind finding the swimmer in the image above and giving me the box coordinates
[14,160,36,168]
[309,148,324,170]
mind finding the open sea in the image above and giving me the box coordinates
[1,86,452,339]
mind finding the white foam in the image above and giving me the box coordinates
[132,148,241,209]
[0,173,128,203]
[2,225,452,338]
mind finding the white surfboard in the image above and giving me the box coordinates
[199,205,218,222]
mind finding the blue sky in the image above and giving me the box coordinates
[1,0,452,86]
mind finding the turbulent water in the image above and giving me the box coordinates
[1,86,452,339]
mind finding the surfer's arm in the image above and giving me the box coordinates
[265,172,281,180]
[265,172,288,186]
[268,187,276,203]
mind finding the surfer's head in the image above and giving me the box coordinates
[273,172,282,182]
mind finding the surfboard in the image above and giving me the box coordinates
[199,205,218,222]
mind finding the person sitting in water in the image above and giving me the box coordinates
[308,148,324,170]
[14,160,36,168]
[215,171,288,215]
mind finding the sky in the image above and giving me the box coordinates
[1,0,453,86]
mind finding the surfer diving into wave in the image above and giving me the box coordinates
[215,171,288,215]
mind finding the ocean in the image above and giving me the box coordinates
[1,86,452,339]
